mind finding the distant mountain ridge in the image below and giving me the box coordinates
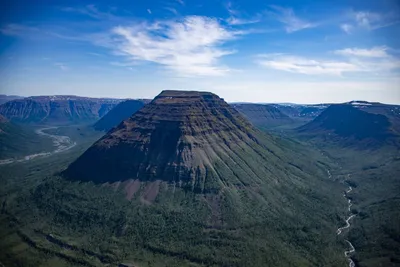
[0,95,123,125]
[298,102,400,148]
[0,94,24,105]
[232,103,293,128]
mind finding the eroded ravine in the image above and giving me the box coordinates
[0,127,76,165]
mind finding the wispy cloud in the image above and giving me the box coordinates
[226,17,260,26]
[147,9,152,14]
[334,46,389,58]
[340,23,353,34]
[0,23,88,42]
[176,0,184,5]
[257,54,359,75]
[225,2,260,25]
[54,63,69,71]
[269,5,316,33]
[341,10,399,33]
[257,47,400,76]
[100,16,242,76]
[61,5,119,21]
[354,11,398,29]
[0,24,39,36]
[164,7,178,15]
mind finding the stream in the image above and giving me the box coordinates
[337,183,356,267]
[0,127,76,165]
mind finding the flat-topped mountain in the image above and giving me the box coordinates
[93,99,150,131]
[232,103,293,128]
[0,95,122,125]
[4,90,347,266]
[64,90,328,192]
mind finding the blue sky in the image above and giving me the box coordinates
[0,0,399,104]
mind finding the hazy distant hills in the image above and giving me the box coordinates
[298,101,400,148]
[0,95,122,125]
[0,94,24,105]
[232,103,293,128]
[93,99,150,131]
[271,104,327,120]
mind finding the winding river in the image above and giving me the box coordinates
[337,183,356,267]
[0,127,76,165]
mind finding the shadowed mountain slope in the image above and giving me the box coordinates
[297,103,399,148]
[93,99,149,131]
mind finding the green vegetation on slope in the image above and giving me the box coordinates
[0,121,54,159]
[0,125,348,267]
[319,145,400,267]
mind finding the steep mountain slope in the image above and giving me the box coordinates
[93,99,149,131]
[232,103,293,128]
[0,95,122,125]
[54,90,346,266]
[64,90,321,188]
[297,103,399,148]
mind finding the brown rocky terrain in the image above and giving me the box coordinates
[64,90,331,194]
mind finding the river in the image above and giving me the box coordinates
[337,183,356,267]
[0,127,76,165]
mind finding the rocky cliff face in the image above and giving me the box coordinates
[0,95,122,124]
[93,99,149,131]
[64,90,317,193]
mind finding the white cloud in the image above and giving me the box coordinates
[226,17,260,25]
[257,54,360,75]
[176,0,184,5]
[147,9,152,14]
[257,47,400,76]
[334,46,389,58]
[340,23,353,34]
[225,2,260,25]
[341,10,399,33]
[269,5,316,33]
[164,7,178,15]
[106,16,241,76]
